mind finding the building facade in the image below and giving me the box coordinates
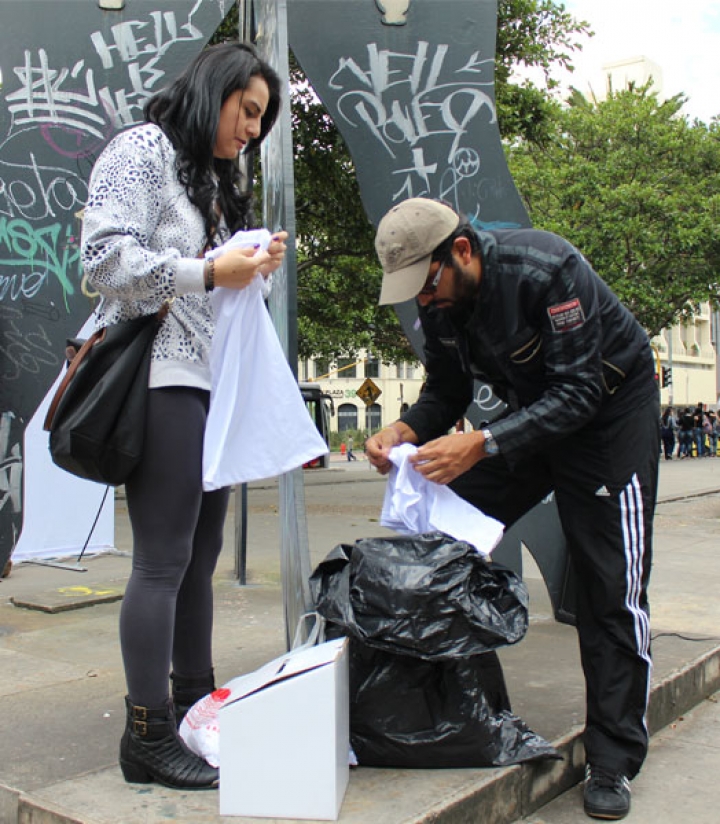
[652,307,719,409]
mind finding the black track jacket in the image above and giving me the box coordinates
[401,228,657,463]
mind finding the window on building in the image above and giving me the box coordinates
[315,358,329,379]
[338,357,356,379]
[366,403,382,433]
[338,403,358,432]
[395,362,417,379]
[365,356,380,378]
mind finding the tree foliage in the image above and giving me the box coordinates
[494,0,591,143]
[507,86,720,337]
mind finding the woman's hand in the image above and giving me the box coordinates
[212,245,272,290]
[210,230,287,290]
[258,230,288,278]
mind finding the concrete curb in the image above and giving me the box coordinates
[657,485,720,504]
[4,644,719,824]
[0,781,93,824]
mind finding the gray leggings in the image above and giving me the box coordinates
[120,387,230,707]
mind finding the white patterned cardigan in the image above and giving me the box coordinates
[81,123,225,391]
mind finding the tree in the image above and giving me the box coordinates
[507,86,720,337]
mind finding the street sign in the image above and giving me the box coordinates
[356,378,382,407]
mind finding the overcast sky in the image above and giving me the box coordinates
[557,0,719,123]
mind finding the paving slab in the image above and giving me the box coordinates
[520,691,720,824]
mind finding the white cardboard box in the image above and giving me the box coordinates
[219,637,350,820]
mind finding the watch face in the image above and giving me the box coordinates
[483,430,498,454]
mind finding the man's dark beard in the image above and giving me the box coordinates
[445,261,477,324]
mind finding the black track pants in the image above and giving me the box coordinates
[450,393,659,779]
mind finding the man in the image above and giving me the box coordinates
[706,406,718,457]
[366,198,659,821]
[692,403,705,457]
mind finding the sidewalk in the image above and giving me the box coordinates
[1,456,720,823]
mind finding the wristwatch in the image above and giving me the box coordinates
[481,428,499,456]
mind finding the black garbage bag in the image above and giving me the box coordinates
[310,531,529,659]
[345,640,558,767]
[310,532,559,767]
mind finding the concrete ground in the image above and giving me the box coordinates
[1,453,720,823]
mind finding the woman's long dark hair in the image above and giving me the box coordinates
[144,42,282,241]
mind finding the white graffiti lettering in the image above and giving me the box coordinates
[0,306,59,380]
[0,155,87,221]
[329,42,495,200]
[4,8,205,140]
[7,51,105,139]
[472,382,505,415]
[0,412,23,519]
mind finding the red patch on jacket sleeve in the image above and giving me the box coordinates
[547,298,585,332]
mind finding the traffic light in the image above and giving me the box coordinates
[661,366,673,388]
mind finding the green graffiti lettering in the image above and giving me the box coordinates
[0,217,80,300]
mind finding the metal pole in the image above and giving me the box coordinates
[234,484,248,585]
[667,331,674,407]
[233,0,250,586]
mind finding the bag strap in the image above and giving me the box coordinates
[291,612,326,650]
[43,328,105,432]
[43,302,172,433]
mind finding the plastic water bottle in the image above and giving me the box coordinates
[179,687,232,768]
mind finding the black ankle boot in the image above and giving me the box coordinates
[170,669,215,726]
[119,696,219,789]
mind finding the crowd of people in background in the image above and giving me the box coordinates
[660,403,718,460]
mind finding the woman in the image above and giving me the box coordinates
[81,42,286,790]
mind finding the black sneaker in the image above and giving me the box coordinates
[583,764,631,820]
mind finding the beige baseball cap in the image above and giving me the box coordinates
[375,198,459,305]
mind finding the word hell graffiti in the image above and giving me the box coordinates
[329,42,496,200]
